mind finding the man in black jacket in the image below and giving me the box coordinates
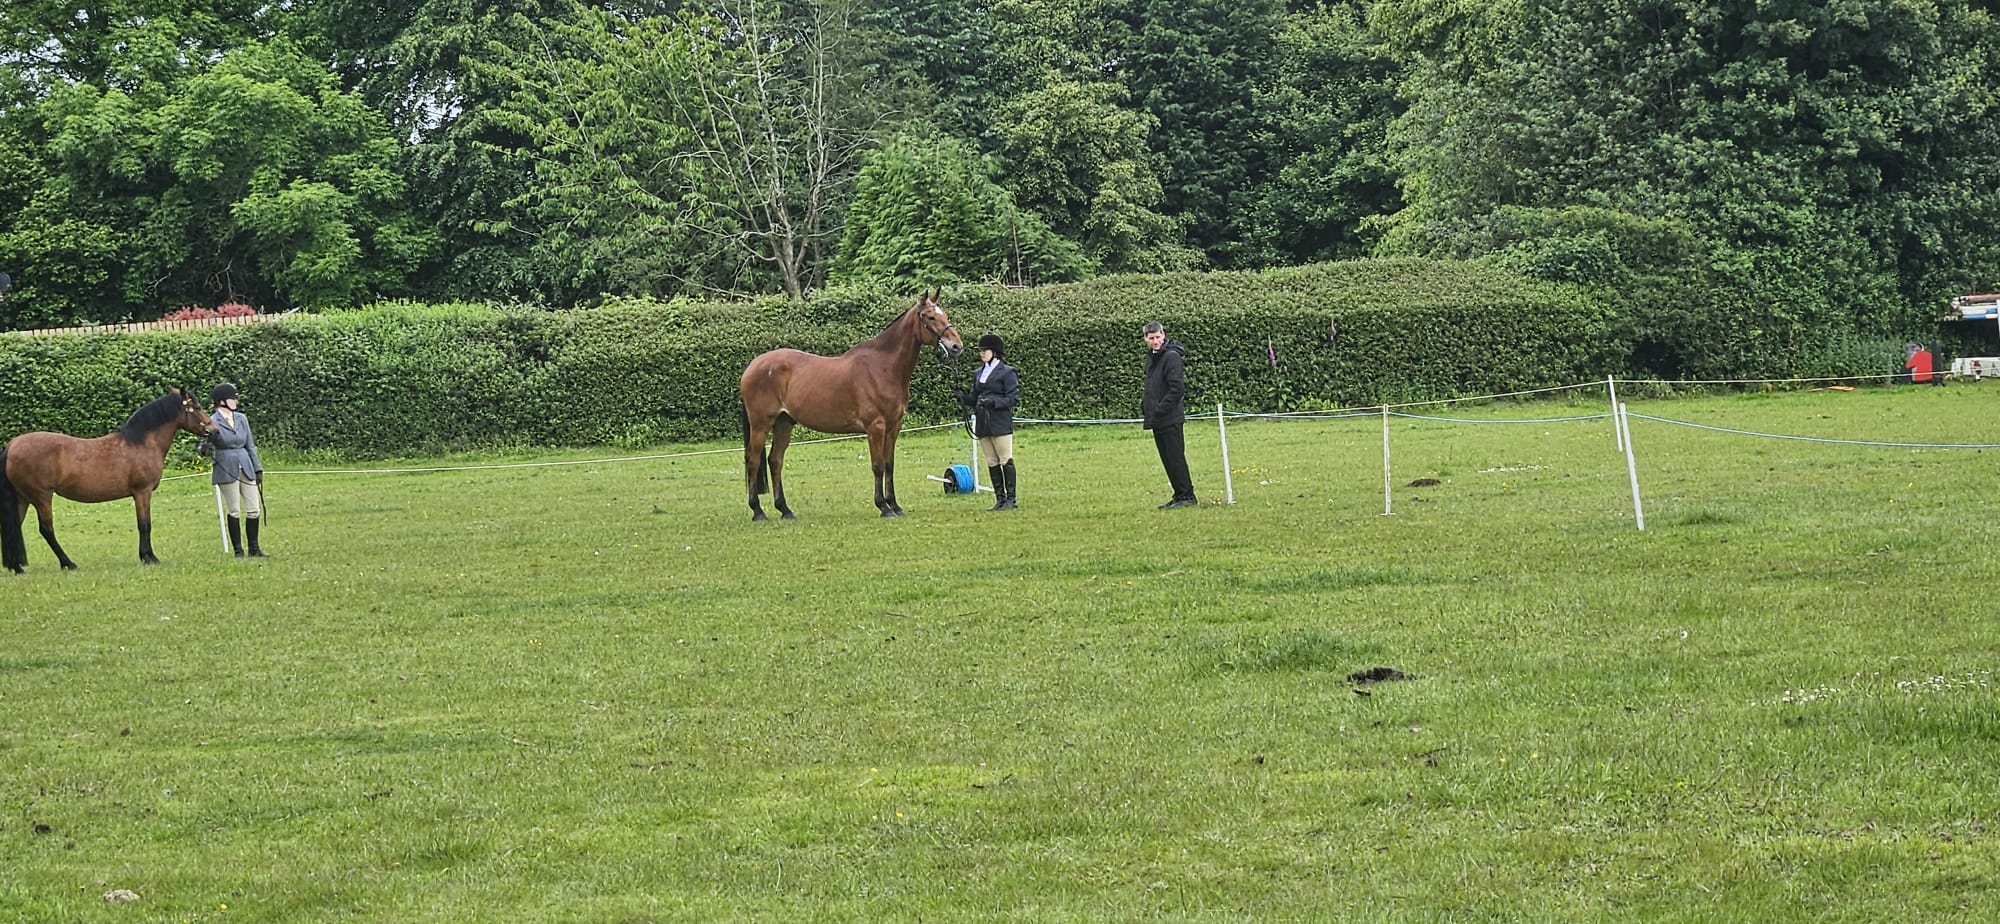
[1142,321,1196,509]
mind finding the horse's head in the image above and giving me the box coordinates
[913,290,963,360]
[173,387,218,437]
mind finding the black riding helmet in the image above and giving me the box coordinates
[211,382,239,404]
[978,333,1004,358]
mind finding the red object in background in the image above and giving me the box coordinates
[161,302,257,322]
[1906,347,1935,383]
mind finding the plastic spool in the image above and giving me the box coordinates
[942,464,974,494]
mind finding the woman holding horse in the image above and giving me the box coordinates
[200,382,269,558]
[2,387,216,573]
[956,332,1020,510]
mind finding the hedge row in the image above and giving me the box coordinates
[0,260,1619,459]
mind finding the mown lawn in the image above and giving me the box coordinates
[4,383,1998,922]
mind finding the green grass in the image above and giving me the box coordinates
[5,383,1999,922]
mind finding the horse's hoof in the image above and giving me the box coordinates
[140,557,158,566]
[780,512,798,520]
[751,511,768,522]
[61,562,78,570]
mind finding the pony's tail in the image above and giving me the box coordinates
[1,446,26,574]
[742,405,769,495]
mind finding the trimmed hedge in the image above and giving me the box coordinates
[0,260,1619,458]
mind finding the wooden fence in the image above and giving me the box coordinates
[3,312,288,337]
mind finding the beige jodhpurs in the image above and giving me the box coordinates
[220,479,263,518]
[977,434,1014,467]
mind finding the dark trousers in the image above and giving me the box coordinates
[1152,424,1195,500]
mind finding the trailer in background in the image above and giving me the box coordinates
[1943,294,2000,378]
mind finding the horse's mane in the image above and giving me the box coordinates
[853,303,920,353]
[118,390,186,444]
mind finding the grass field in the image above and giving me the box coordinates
[4,383,1998,922]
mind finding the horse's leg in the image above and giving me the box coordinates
[769,415,796,520]
[881,426,903,516]
[868,423,901,517]
[744,412,770,521]
[30,496,77,570]
[134,489,158,565]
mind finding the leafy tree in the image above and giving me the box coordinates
[279,0,598,303]
[987,79,1195,274]
[0,0,286,327]
[1381,0,2000,373]
[1368,0,1522,79]
[1240,2,1404,265]
[833,132,1087,287]
[852,0,1002,137]
[39,38,432,314]
[862,0,1194,274]
[0,124,122,329]
[487,0,879,299]
[1102,0,1286,267]
[0,0,273,103]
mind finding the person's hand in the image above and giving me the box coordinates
[255,470,265,483]
[978,395,997,408]
[196,438,212,457]
[955,389,971,405]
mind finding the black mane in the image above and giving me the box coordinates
[118,390,187,444]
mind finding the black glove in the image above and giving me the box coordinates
[978,395,997,408]
[954,389,972,405]
[254,470,265,483]
[196,438,213,457]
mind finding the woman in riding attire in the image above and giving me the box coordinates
[201,382,269,557]
[956,333,1021,510]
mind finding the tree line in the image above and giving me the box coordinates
[3,0,1997,374]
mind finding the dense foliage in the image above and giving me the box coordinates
[1377,0,2000,374]
[0,261,1617,457]
[2,0,1996,375]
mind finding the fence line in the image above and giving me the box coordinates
[172,376,1989,486]
[1628,413,2000,449]
[4,313,286,338]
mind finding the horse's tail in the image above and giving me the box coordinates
[0,446,26,574]
[742,405,769,495]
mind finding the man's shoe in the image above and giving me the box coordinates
[1165,497,1198,509]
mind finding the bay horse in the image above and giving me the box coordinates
[2,387,218,573]
[741,290,964,520]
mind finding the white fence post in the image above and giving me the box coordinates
[1380,405,1393,516]
[1607,376,1624,452]
[1620,402,1645,531]
[215,485,230,552]
[1218,404,1234,505]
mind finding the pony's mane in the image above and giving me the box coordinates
[118,390,187,444]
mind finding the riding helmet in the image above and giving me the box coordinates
[211,382,239,404]
[978,333,1005,358]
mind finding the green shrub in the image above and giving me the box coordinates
[0,260,1619,457]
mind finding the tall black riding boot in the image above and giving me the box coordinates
[245,517,269,557]
[227,515,244,557]
[999,460,1017,510]
[987,465,1006,511]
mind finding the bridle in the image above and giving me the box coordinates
[916,304,959,349]
[184,397,218,435]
